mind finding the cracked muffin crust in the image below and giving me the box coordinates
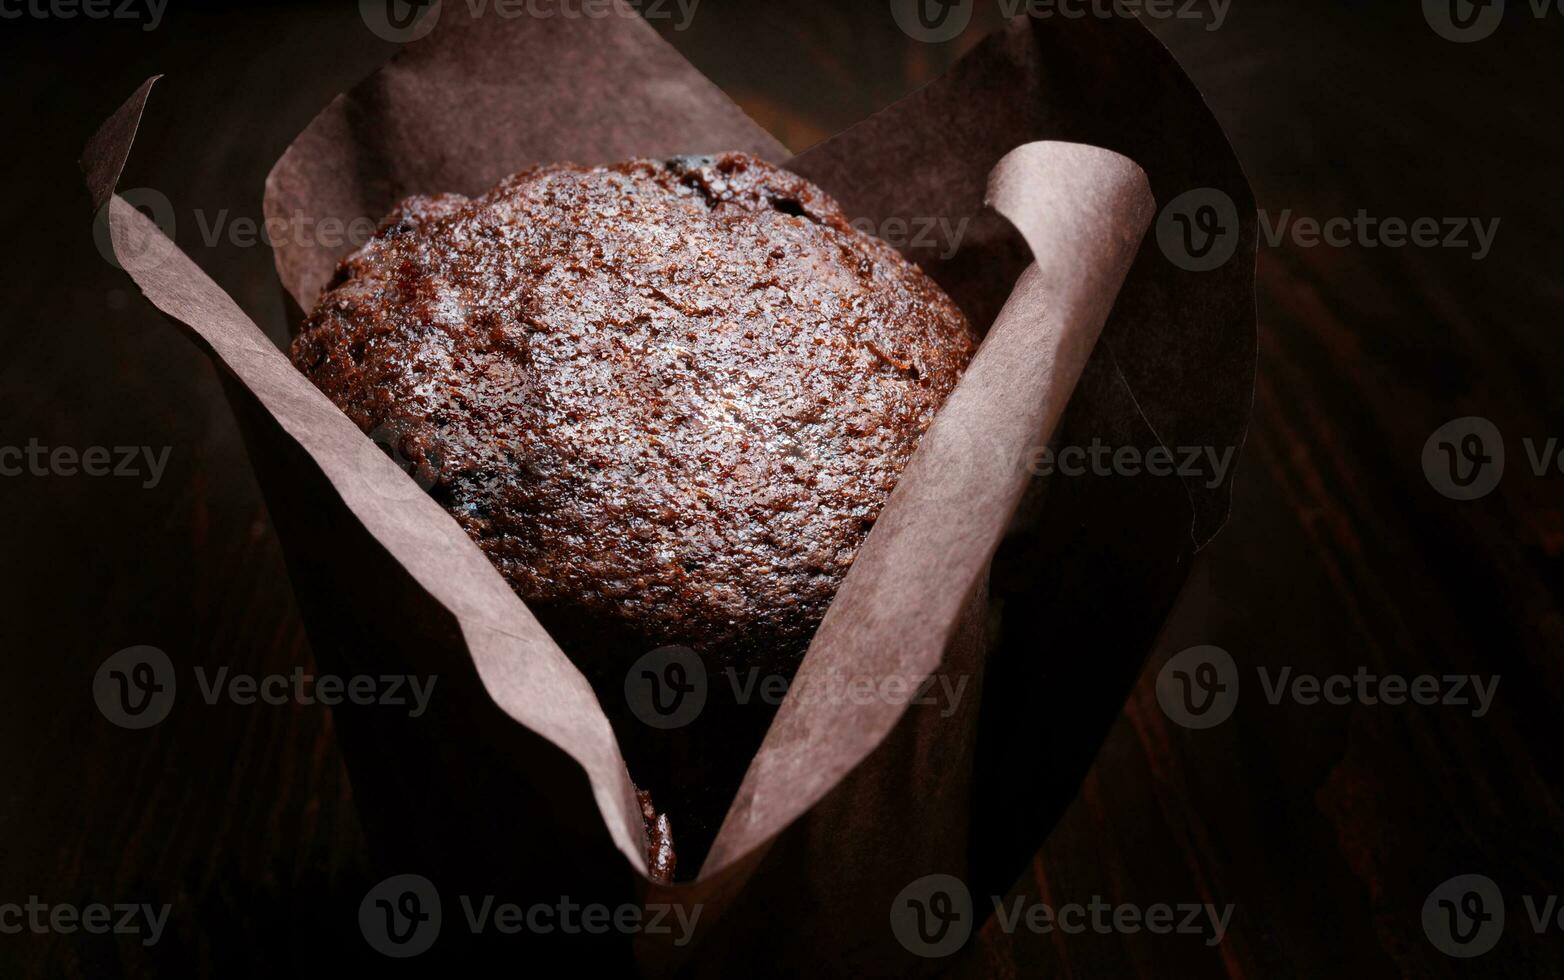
[291,152,976,871]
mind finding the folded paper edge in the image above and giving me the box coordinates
[81,80,654,881]
[701,141,1156,877]
[261,0,792,316]
[1097,17,1258,550]
[775,12,1257,553]
[82,75,161,212]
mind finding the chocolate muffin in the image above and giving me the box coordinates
[292,152,976,875]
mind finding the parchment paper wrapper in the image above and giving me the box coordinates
[84,2,1254,973]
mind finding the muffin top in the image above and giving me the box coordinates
[292,152,975,672]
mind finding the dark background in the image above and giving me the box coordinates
[3,0,1562,975]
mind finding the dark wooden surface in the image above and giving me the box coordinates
[3,1,1561,975]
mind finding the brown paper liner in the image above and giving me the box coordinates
[84,2,1253,973]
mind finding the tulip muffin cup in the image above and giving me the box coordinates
[85,3,1253,974]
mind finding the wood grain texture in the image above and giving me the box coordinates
[1,1,1559,975]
